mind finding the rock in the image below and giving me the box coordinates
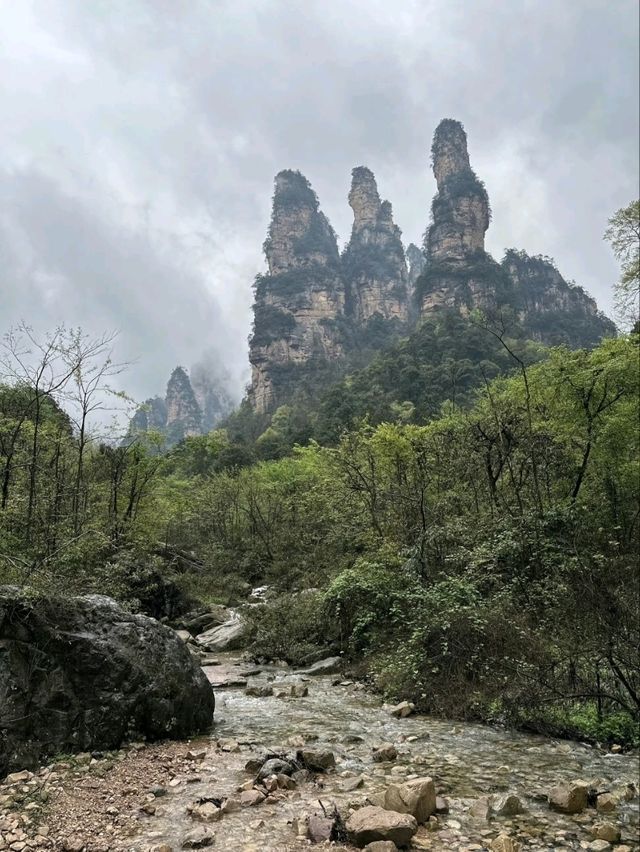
[469,796,493,820]
[175,629,193,643]
[5,770,32,784]
[247,171,345,413]
[342,775,365,792]
[256,758,295,780]
[62,839,85,852]
[300,749,335,771]
[0,587,215,777]
[491,834,520,852]
[291,683,309,698]
[596,792,616,813]
[364,843,398,852]
[346,805,417,847]
[245,680,273,697]
[220,797,240,813]
[307,815,335,842]
[343,167,409,325]
[592,823,621,843]
[186,749,207,761]
[548,781,588,814]
[195,612,248,652]
[190,800,221,823]
[299,656,343,676]
[494,794,525,816]
[372,744,397,763]
[435,796,449,814]
[389,701,415,719]
[588,841,612,852]
[239,789,266,807]
[383,777,436,823]
[181,827,216,849]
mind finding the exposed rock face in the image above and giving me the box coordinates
[418,119,500,315]
[416,120,614,350]
[406,243,426,288]
[128,365,233,447]
[191,363,234,433]
[248,170,345,413]
[502,250,617,347]
[165,366,202,441]
[343,167,409,324]
[0,587,215,777]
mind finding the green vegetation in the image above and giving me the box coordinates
[604,199,640,330]
[2,314,638,745]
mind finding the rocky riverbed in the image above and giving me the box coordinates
[1,653,638,851]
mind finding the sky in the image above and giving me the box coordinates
[1,0,638,405]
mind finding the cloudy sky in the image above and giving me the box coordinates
[1,0,638,404]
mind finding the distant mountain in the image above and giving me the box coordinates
[128,365,233,448]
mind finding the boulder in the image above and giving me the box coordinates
[346,806,417,847]
[389,701,415,719]
[592,823,621,843]
[364,844,398,852]
[596,792,617,813]
[494,793,525,816]
[548,781,588,814]
[298,656,343,675]
[0,587,215,777]
[245,679,273,697]
[195,612,248,652]
[491,834,520,852]
[181,826,215,848]
[383,777,436,823]
[469,795,493,820]
[373,743,398,762]
[300,749,335,772]
[307,815,335,842]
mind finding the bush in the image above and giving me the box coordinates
[246,591,336,666]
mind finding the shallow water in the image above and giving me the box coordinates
[133,655,640,851]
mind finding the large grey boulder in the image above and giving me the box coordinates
[195,611,248,651]
[0,587,215,777]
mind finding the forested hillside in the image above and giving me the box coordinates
[1,319,638,745]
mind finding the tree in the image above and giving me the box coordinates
[604,200,640,329]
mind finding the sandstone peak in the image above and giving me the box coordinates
[264,170,339,276]
[348,166,382,230]
[431,118,472,187]
[425,119,490,263]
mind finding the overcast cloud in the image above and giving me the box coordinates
[1,0,638,404]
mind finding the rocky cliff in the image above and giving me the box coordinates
[342,167,409,324]
[129,365,232,447]
[416,119,504,315]
[415,119,615,348]
[247,119,615,415]
[248,170,345,413]
[503,249,616,347]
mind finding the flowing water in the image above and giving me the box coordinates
[134,655,639,851]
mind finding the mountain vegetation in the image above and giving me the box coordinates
[1,126,638,751]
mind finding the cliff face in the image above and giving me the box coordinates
[503,250,617,347]
[129,365,232,447]
[248,170,345,414]
[416,120,614,350]
[406,243,426,288]
[342,167,409,324]
[247,120,615,415]
[417,119,503,315]
[248,168,414,413]
[164,367,202,442]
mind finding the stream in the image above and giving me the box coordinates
[132,653,639,851]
